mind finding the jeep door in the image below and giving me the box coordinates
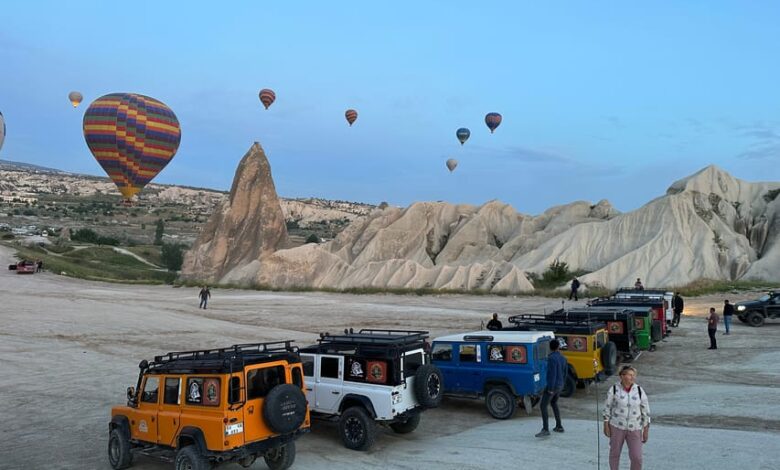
[157,376,182,446]
[136,376,160,443]
[768,295,780,318]
[455,343,483,394]
[314,355,344,412]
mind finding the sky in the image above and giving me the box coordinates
[1,1,779,213]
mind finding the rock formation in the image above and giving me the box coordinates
[180,143,288,283]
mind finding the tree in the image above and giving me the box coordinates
[161,243,185,271]
[154,219,165,245]
[305,234,320,244]
[542,258,571,284]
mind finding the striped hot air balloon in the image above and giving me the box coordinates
[485,112,502,134]
[345,109,358,126]
[259,89,276,109]
[83,93,181,201]
[456,128,470,145]
[446,158,458,172]
[68,91,83,108]
[0,111,5,155]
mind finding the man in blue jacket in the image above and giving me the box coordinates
[536,338,568,437]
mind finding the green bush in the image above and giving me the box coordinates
[161,243,185,271]
[305,234,320,244]
[542,259,570,284]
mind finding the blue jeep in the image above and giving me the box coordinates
[430,330,554,419]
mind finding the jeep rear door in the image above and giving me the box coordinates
[314,355,344,412]
[244,364,287,440]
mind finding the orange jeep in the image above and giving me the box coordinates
[108,342,310,470]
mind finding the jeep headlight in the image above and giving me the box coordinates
[392,391,402,405]
[737,305,746,311]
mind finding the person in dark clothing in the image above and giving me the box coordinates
[569,277,581,301]
[723,299,734,335]
[198,286,211,309]
[536,339,568,437]
[36,260,43,273]
[707,307,719,349]
[672,292,684,327]
[634,278,644,290]
[486,313,502,331]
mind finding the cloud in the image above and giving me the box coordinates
[469,144,573,164]
[737,143,780,160]
[734,122,780,160]
[603,116,624,129]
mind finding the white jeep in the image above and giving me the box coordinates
[299,329,443,450]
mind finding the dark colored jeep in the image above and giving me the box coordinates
[736,292,780,327]
[548,307,639,361]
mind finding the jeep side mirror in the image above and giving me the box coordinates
[127,386,135,401]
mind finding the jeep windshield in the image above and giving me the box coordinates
[758,294,771,302]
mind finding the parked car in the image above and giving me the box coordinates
[736,292,780,327]
[14,260,36,274]
[109,341,310,470]
[505,314,617,397]
[549,307,640,361]
[299,329,443,451]
[589,300,661,349]
[614,288,674,330]
[430,330,553,419]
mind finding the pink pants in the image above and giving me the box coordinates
[609,425,643,470]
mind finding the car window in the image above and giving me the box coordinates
[402,352,423,377]
[141,377,159,404]
[431,343,452,361]
[459,344,479,363]
[320,357,340,379]
[535,340,550,361]
[292,366,303,388]
[759,294,771,302]
[247,366,286,399]
[164,377,180,405]
[186,378,221,406]
[596,332,607,348]
[488,344,527,364]
[301,355,315,377]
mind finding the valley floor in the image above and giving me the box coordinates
[1,245,779,469]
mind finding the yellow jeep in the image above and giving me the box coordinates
[506,315,617,396]
[109,341,310,470]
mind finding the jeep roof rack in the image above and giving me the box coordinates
[300,329,429,357]
[615,287,670,295]
[548,307,638,323]
[591,296,663,307]
[506,314,607,334]
[147,341,300,374]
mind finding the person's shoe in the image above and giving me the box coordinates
[707,347,714,349]
[535,430,550,438]
[553,426,565,433]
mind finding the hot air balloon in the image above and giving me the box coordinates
[485,112,502,133]
[83,93,181,201]
[446,158,458,172]
[456,128,470,145]
[0,111,5,155]
[68,91,83,108]
[258,89,276,109]
[345,109,358,126]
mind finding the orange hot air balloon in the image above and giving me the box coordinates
[68,91,83,108]
[345,109,358,126]
[259,89,276,109]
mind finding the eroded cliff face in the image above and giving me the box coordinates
[180,143,288,283]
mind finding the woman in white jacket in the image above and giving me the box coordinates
[603,365,651,470]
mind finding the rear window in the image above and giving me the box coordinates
[301,356,315,377]
[487,344,527,364]
[535,340,550,361]
[186,377,221,406]
[403,352,423,377]
[247,366,286,399]
[459,344,479,363]
[431,343,452,361]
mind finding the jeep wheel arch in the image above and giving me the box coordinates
[174,444,211,470]
[414,364,444,408]
[746,311,765,327]
[339,395,377,419]
[177,427,208,454]
[263,384,307,434]
[109,415,131,439]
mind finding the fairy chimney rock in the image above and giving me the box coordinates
[181,142,288,283]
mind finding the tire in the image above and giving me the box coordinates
[174,445,212,470]
[339,406,376,451]
[389,412,421,434]
[738,315,748,324]
[107,428,133,470]
[263,384,307,434]
[560,371,576,398]
[485,386,516,419]
[651,320,663,343]
[601,341,617,376]
[747,311,765,327]
[264,441,296,470]
[413,364,444,408]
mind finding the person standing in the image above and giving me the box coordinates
[569,277,581,301]
[536,339,568,437]
[672,292,684,327]
[707,307,719,349]
[198,286,211,309]
[723,300,734,335]
[486,313,502,331]
[634,278,644,290]
[603,365,651,470]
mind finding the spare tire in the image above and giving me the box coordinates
[651,320,663,343]
[414,364,444,408]
[601,341,617,376]
[263,384,307,434]
[560,369,577,398]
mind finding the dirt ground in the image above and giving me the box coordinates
[1,245,779,469]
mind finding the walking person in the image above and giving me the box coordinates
[603,365,651,470]
[722,300,734,335]
[707,307,719,349]
[569,277,581,301]
[672,292,684,327]
[198,286,211,309]
[536,339,568,437]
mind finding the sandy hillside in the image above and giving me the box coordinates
[1,244,779,470]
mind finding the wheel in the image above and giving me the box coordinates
[601,341,617,376]
[264,441,296,470]
[107,428,133,470]
[747,311,765,327]
[174,445,212,470]
[560,371,576,398]
[414,364,444,408]
[263,384,307,434]
[389,412,421,434]
[737,315,748,324]
[651,320,663,343]
[339,406,376,451]
[485,386,516,419]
